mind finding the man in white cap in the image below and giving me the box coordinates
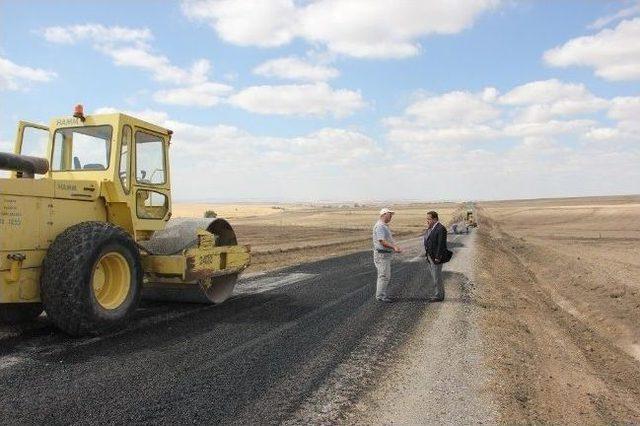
[372,207,402,302]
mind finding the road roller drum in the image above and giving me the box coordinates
[139,218,248,304]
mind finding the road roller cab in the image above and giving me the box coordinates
[0,106,251,335]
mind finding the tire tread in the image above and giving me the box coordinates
[41,221,141,335]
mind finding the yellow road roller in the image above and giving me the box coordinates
[0,106,250,335]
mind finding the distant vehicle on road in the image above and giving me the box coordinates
[466,210,478,227]
[450,222,469,234]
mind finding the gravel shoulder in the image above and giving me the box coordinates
[323,231,499,425]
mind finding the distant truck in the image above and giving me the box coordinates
[466,210,477,227]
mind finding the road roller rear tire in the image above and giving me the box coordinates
[41,222,142,336]
[0,303,43,324]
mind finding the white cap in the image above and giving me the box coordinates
[379,207,395,216]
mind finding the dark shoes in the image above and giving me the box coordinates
[428,297,444,302]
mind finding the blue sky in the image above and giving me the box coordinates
[1,0,639,201]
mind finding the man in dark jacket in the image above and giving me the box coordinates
[423,211,447,302]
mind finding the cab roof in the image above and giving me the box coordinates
[49,112,172,136]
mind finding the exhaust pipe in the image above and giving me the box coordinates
[0,152,49,178]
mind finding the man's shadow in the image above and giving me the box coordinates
[392,267,466,302]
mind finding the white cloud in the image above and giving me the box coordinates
[41,23,234,107]
[87,102,639,201]
[390,80,610,143]
[588,2,640,30]
[253,57,339,81]
[381,135,640,201]
[384,80,634,149]
[42,24,152,46]
[499,79,609,123]
[384,89,503,144]
[608,96,640,134]
[93,107,376,165]
[153,82,233,106]
[502,119,595,138]
[99,46,212,86]
[298,0,498,58]
[585,127,620,141]
[93,107,170,124]
[182,0,498,58]
[608,96,640,121]
[387,124,499,144]
[181,0,297,47]
[0,56,57,91]
[169,123,379,199]
[229,83,365,117]
[481,87,499,102]
[40,24,368,112]
[381,82,639,200]
[405,90,501,126]
[544,18,640,81]
[42,24,214,87]
[500,79,601,107]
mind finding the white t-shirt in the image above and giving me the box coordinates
[373,220,394,251]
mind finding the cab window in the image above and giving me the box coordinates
[19,126,49,158]
[135,131,165,184]
[52,126,112,171]
[136,190,169,219]
[119,125,132,193]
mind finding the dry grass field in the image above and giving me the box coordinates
[476,195,640,423]
[173,202,463,272]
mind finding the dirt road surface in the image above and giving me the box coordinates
[0,232,492,424]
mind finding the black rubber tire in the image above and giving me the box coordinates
[0,303,43,323]
[41,221,142,336]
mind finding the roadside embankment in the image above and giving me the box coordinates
[475,204,640,423]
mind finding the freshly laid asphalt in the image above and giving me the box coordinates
[0,235,468,425]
